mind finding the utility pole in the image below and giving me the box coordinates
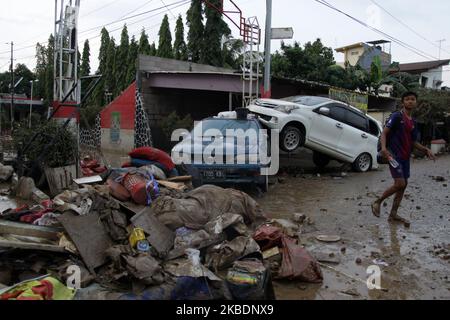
[263,0,272,98]
[9,41,14,130]
[437,39,446,60]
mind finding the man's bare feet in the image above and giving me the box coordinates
[388,214,411,228]
[372,201,381,218]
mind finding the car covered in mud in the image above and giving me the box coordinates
[248,96,382,172]
[172,109,270,191]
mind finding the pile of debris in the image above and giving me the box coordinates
[0,149,323,300]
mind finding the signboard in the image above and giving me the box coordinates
[271,28,294,40]
[329,88,369,113]
[110,112,121,143]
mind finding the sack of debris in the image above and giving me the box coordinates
[152,185,266,231]
[110,168,160,206]
[225,259,275,300]
[278,237,323,283]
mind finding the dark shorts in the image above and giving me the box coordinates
[390,159,410,180]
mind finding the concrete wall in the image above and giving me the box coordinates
[138,55,235,73]
[101,128,134,153]
[344,46,365,67]
[421,67,443,89]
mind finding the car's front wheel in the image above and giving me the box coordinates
[353,153,372,172]
[280,126,305,152]
[313,151,331,169]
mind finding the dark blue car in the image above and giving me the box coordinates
[172,112,270,191]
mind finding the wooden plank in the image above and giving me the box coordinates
[58,212,114,274]
[0,239,66,253]
[156,180,187,191]
[73,176,103,185]
[131,207,175,257]
[0,220,62,241]
[167,176,192,183]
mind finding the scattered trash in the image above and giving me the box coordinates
[0,163,14,182]
[316,235,341,243]
[372,259,389,267]
[0,276,76,300]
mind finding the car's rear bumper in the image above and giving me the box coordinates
[192,164,267,185]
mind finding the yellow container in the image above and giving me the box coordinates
[129,228,146,248]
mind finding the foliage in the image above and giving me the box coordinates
[413,88,450,124]
[115,25,130,95]
[272,40,335,82]
[160,111,194,142]
[13,120,77,168]
[138,28,152,55]
[173,15,188,61]
[201,0,231,66]
[186,0,204,63]
[80,39,91,77]
[157,15,173,59]
[126,36,139,86]
[104,37,117,98]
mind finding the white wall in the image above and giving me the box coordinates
[421,67,444,89]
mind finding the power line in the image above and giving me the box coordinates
[13,0,125,48]
[369,0,450,57]
[160,0,177,19]
[118,0,155,20]
[0,0,189,70]
[78,0,189,35]
[0,0,190,55]
[314,0,439,61]
[82,0,124,18]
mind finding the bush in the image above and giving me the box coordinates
[13,120,77,168]
[160,112,193,142]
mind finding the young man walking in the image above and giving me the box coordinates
[372,92,436,225]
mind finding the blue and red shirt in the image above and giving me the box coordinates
[386,111,419,161]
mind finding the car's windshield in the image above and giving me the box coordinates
[192,119,259,136]
[282,96,331,106]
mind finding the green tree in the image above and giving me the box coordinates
[138,28,151,55]
[115,25,130,95]
[104,37,117,101]
[80,39,91,77]
[272,40,335,82]
[173,15,188,61]
[157,15,173,58]
[223,37,244,69]
[202,0,230,66]
[93,28,110,106]
[13,64,35,95]
[186,0,204,62]
[126,36,139,85]
[150,42,157,56]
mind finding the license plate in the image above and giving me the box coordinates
[201,170,225,179]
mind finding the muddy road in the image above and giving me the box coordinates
[258,154,450,300]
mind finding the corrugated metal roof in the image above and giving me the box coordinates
[398,60,450,73]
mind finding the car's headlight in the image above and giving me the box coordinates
[274,105,299,114]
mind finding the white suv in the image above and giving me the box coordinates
[248,96,382,172]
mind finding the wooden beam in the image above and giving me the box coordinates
[0,220,62,241]
[0,240,66,253]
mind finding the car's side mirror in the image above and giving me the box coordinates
[318,107,330,115]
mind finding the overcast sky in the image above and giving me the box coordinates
[1,0,449,85]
